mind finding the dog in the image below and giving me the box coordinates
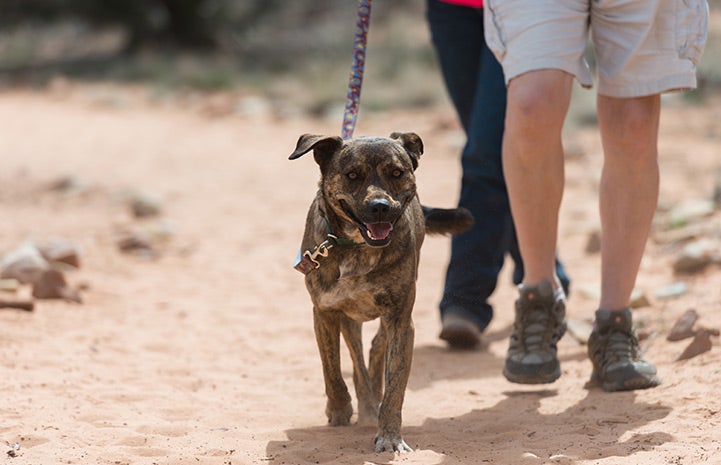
[289,132,472,453]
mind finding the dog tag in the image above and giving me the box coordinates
[294,249,317,275]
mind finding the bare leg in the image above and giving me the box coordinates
[503,69,574,289]
[597,94,660,310]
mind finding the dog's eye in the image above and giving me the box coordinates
[392,169,404,178]
[347,172,359,181]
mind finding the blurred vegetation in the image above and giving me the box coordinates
[0,0,719,115]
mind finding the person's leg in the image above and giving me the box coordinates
[428,1,512,347]
[585,94,661,392]
[500,69,574,383]
[597,94,660,310]
[503,69,573,290]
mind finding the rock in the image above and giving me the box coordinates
[675,329,713,361]
[0,278,20,292]
[629,290,651,309]
[0,298,34,311]
[672,239,721,274]
[585,229,601,254]
[1,243,49,284]
[32,269,82,303]
[653,222,716,245]
[117,232,158,258]
[667,309,699,341]
[47,175,90,194]
[654,281,688,299]
[38,239,82,268]
[129,192,163,218]
[668,199,715,228]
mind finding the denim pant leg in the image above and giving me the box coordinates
[428,1,512,332]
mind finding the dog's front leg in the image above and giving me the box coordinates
[313,308,353,426]
[340,317,379,426]
[374,316,414,453]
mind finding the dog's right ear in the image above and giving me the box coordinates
[289,134,344,167]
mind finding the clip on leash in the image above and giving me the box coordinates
[341,0,373,140]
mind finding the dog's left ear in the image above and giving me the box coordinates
[390,132,423,170]
[289,134,344,167]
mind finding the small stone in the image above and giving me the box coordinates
[117,233,158,258]
[585,230,601,254]
[32,269,82,303]
[38,239,82,268]
[1,243,49,284]
[629,290,651,309]
[676,329,713,361]
[0,298,34,311]
[654,281,688,299]
[130,192,163,218]
[667,309,699,341]
[668,199,715,228]
[47,175,89,194]
[0,278,20,292]
[672,239,720,274]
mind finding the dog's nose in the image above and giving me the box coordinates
[369,199,391,216]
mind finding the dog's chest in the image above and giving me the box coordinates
[315,278,383,321]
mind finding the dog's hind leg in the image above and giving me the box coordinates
[340,317,379,426]
[313,308,353,426]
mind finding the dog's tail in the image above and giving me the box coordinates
[422,206,474,236]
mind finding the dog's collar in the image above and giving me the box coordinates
[293,218,362,275]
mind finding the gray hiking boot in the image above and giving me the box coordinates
[587,308,660,392]
[503,280,567,384]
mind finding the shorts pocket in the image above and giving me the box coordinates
[676,0,709,65]
[484,0,507,62]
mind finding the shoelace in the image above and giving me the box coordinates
[516,302,562,351]
[598,330,639,367]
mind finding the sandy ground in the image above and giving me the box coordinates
[1,86,720,465]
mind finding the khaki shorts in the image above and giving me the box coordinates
[484,0,709,97]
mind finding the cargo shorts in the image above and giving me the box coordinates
[484,0,709,97]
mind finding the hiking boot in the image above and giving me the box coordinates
[587,308,660,392]
[440,313,481,349]
[504,280,567,384]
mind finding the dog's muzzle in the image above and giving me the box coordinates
[341,199,397,248]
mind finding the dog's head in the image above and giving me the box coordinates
[290,132,423,247]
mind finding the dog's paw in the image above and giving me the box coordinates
[326,401,353,426]
[374,435,413,453]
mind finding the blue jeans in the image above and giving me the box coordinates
[427,0,570,332]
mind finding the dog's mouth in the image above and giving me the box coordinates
[363,222,394,246]
[340,200,394,247]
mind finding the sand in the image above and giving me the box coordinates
[1,86,720,465]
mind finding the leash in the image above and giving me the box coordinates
[294,1,373,275]
[341,0,373,140]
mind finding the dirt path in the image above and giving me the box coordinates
[1,87,720,465]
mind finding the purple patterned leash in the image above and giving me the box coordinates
[341,0,373,140]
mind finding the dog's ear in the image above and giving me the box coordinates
[289,134,344,167]
[390,132,423,170]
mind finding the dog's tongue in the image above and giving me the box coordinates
[365,222,393,241]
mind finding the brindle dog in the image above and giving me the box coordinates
[290,132,472,453]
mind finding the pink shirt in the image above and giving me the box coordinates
[440,0,483,7]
